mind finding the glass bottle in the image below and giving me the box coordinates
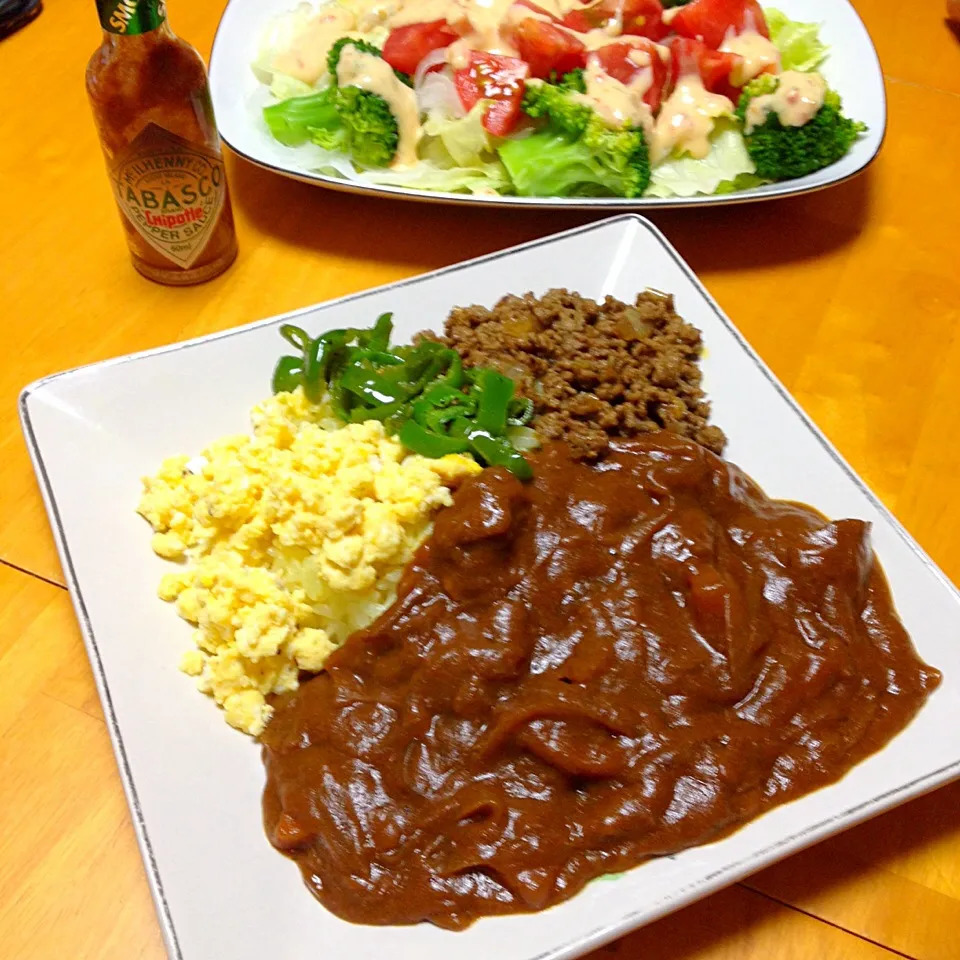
[86,0,238,285]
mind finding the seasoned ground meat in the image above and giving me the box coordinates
[429,288,726,461]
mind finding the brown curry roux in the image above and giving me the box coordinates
[261,435,939,929]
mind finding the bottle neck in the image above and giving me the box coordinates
[96,0,167,36]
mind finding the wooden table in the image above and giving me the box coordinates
[2,1,959,957]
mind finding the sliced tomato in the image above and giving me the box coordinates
[382,20,459,76]
[514,0,563,21]
[591,40,667,111]
[513,18,587,79]
[668,0,769,50]
[454,53,530,136]
[561,0,667,40]
[667,36,741,94]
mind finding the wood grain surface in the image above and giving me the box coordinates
[1,0,958,957]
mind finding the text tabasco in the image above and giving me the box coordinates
[86,0,238,285]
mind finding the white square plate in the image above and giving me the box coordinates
[21,215,960,960]
[209,0,886,209]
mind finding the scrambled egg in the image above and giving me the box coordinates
[138,388,480,736]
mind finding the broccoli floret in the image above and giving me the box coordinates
[327,37,383,81]
[262,84,399,168]
[327,36,412,87]
[739,73,779,101]
[263,90,340,147]
[736,74,866,180]
[331,85,400,168]
[555,68,586,93]
[500,80,650,198]
[522,79,594,136]
[263,36,407,167]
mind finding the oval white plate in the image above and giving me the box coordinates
[209,0,886,209]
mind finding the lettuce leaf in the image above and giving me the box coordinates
[421,103,500,168]
[252,4,322,85]
[766,8,829,72]
[339,159,511,195]
[314,150,511,196]
[252,2,387,89]
[270,72,317,101]
[645,120,765,198]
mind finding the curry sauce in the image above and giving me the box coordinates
[262,435,939,929]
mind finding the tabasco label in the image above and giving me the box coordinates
[112,123,226,268]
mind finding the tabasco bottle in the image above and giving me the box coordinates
[86,1,238,285]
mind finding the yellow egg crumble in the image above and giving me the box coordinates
[137,388,481,736]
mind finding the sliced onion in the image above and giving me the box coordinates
[499,361,531,382]
[417,71,465,118]
[414,46,452,88]
[507,426,541,452]
[414,47,466,118]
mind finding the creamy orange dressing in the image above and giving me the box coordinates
[390,0,521,54]
[336,45,421,165]
[463,0,516,53]
[446,37,473,68]
[482,0,520,54]
[274,0,674,72]
[271,6,358,84]
[744,70,826,133]
[387,0,456,25]
[719,28,780,86]
[523,0,570,19]
[354,1,402,31]
[650,75,733,164]
[372,0,642,57]
[581,58,653,131]
[575,27,648,50]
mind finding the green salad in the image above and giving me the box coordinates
[251,0,865,199]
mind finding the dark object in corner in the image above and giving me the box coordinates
[0,0,42,40]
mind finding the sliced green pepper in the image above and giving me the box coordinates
[301,337,326,403]
[447,415,471,439]
[366,351,406,367]
[349,399,409,424]
[318,328,350,344]
[437,351,463,389]
[507,397,534,427]
[411,383,472,426]
[271,314,537,480]
[368,313,394,353]
[328,378,351,421]
[340,365,413,405]
[469,430,533,481]
[271,355,303,395]
[399,420,471,457]
[473,369,515,435]
[279,324,311,352]
[424,406,471,432]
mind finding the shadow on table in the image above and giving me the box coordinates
[583,775,960,958]
[744,776,960,940]
[227,150,871,282]
[651,170,870,276]
[582,883,800,959]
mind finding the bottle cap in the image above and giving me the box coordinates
[96,0,165,35]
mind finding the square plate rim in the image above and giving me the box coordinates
[208,0,887,210]
[18,213,960,960]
